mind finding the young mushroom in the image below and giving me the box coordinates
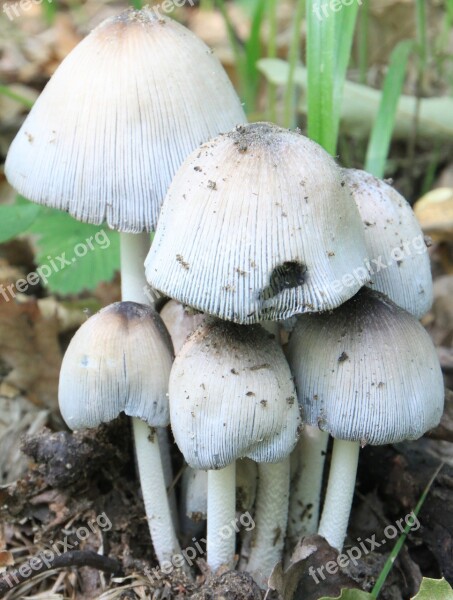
[5,8,246,554]
[343,168,433,318]
[287,287,444,551]
[58,301,186,571]
[146,122,369,324]
[169,319,301,581]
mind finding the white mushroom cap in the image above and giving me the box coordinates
[343,168,433,318]
[59,301,173,429]
[5,9,246,233]
[169,319,302,470]
[145,122,369,323]
[287,288,444,445]
[160,299,206,354]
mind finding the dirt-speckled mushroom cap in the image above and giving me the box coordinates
[160,300,206,354]
[169,319,301,470]
[59,301,174,429]
[5,9,246,233]
[287,288,444,445]
[343,169,433,318]
[145,122,369,324]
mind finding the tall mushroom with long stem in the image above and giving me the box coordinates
[58,301,186,570]
[169,319,301,578]
[288,287,444,551]
[5,7,246,554]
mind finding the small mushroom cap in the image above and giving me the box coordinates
[146,122,369,323]
[287,288,444,445]
[59,301,173,429]
[169,319,301,470]
[160,300,206,354]
[344,168,433,318]
[5,9,246,233]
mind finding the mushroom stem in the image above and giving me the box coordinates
[120,233,178,528]
[288,426,329,545]
[317,439,360,551]
[247,458,290,588]
[132,418,187,571]
[120,232,153,306]
[207,462,236,571]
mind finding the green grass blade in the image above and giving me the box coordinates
[358,1,369,84]
[283,0,305,128]
[332,2,359,144]
[416,0,428,70]
[267,0,278,122]
[244,0,267,108]
[306,0,336,153]
[0,85,34,109]
[364,39,414,177]
[371,463,444,598]
[447,0,453,25]
[42,0,57,25]
[130,0,143,10]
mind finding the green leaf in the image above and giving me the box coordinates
[364,39,415,177]
[306,0,336,153]
[28,209,120,295]
[0,202,42,243]
[319,589,374,600]
[412,578,453,600]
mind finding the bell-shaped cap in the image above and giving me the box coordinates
[169,319,301,470]
[287,288,444,445]
[5,9,246,233]
[59,301,174,429]
[145,122,369,323]
[344,168,433,318]
[160,299,206,354]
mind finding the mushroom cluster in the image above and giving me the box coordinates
[5,6,445,592]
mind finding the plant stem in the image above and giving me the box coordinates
[207,463,236,571]
[318,439,360,551]
[287,426,329,547]
[247,458,290,588]
[133,418,187,570]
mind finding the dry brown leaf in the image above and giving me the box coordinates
[0,296,61,408]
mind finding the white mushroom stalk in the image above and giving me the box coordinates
[58,302,186,570]
[317,439,360,551]
[288,288,444,551]
[247,458,290,587]
[287,426,329,546]
[169,320,301,572]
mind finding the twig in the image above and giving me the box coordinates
[0,550,123,595]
